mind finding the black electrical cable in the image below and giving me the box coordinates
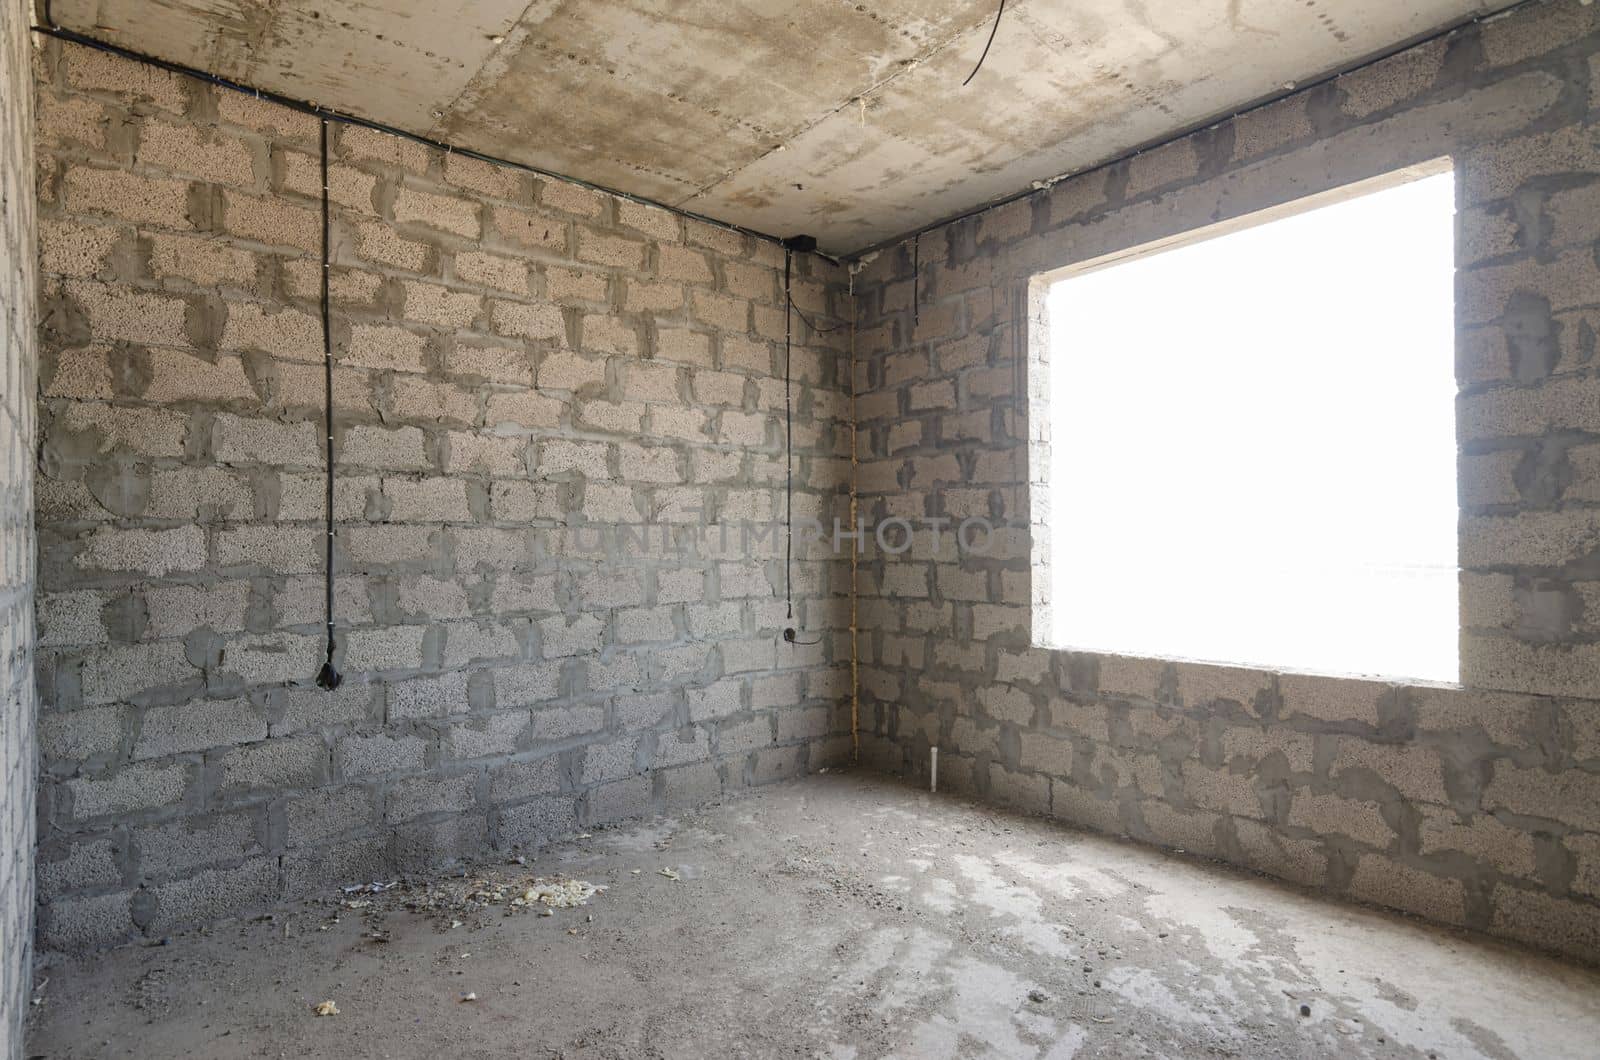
[27,10,815,263]
[962,0,1006,87]
[783,248,794,623]
[778,234,837,647]
[315,118,342,691]
[912,234,920,327]
[785,291,849,335]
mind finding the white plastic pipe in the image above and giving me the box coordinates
[930,746,938,793]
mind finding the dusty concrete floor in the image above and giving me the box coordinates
[25,771,1600,1059]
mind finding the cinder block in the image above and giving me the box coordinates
[391,815,489,872]
[616,605,675,644]
[65,44,188,108]
[660,761,721,808]
[1139,803,1222,857]
[611,694,675,736]
[583,775,653,826]
[1233,819,1327,887]
[79,640,199,704]
[751,744,805,785]
[402,280,481,328]
[40,218,120,278]
[1287,792,1393,849]
[36,589,109,648]
[617,199,679,241]
[282,836,390,896]
[138,118,255,186]
[339,425,430,471]
[134,811,261,879]
[1490,884,1600,962]
[280,153,375,211]
[443,153,524,201]
[1347,855,1466,925]
[286,785,377,846]
[540,181,604,218]
[492,299,565,341]
[223,192,318,252]
[385,773,477,824]
[530,704,605,742]
[64,167,191,229]
[581,736,642,784]
[496,797,578,849]
[51,401,187,460]
[717,716,772,757]
[1418,806,1537,876]
[443,711,528,759]
[147,857,280,934]
[1331,740,1448,805]
[344,324,429,372]
[1181,762,1265,819]
[547,266,609,303]
[215,525,321,573]
[1278,674,1386,726]
[384,477,472,522]
[40,705,125,761]
[538,613,604,658]
[67,280,192,346]
[65,761,191,821]
[1484,762,1600,832]
[387,671,470,721]
[488,754,563,802]
[1337,38,1445,119]
[337,123,432,171]
[490,663,563,709]
[143,581,250,639]
[351,219,429,271]
[454,249,530,294]
[339,732,426,779]
[1220,726,1314,774]
[656,245,712,285]
[38,891,134,951]
[220,736,327,793]
[134,697,266,759]
[577,230,645,270]
[37,837,124,895]
[987,763,1050,815]
[393,186,480,238]
[489,205,568,253]
[1018,731,1073,776]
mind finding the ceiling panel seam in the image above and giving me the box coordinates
[29,13,826,257]
[424,0,544,141]
[675,1,1012,213]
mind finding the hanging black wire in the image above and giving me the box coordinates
[962,0,1007,87]
[786,292,848,335]
[781,239,828,647]
[912,234,921,327]
[783,249,794,622]
[29,3,812,263]
[315,118,342,691]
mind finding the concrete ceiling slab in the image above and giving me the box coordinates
[51,0,1514,254]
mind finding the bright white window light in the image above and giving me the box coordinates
[1042,168,1458,683]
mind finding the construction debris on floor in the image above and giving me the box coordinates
[26,772,1600,1059]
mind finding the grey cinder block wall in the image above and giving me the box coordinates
[1,0,38,1052]
[850,0,1600,963]
[23,0,1600,970]
[30,36,854,949]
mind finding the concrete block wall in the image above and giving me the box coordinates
[850,0,1600,963]
[1,0,38,1044]
[31,37,853,950]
